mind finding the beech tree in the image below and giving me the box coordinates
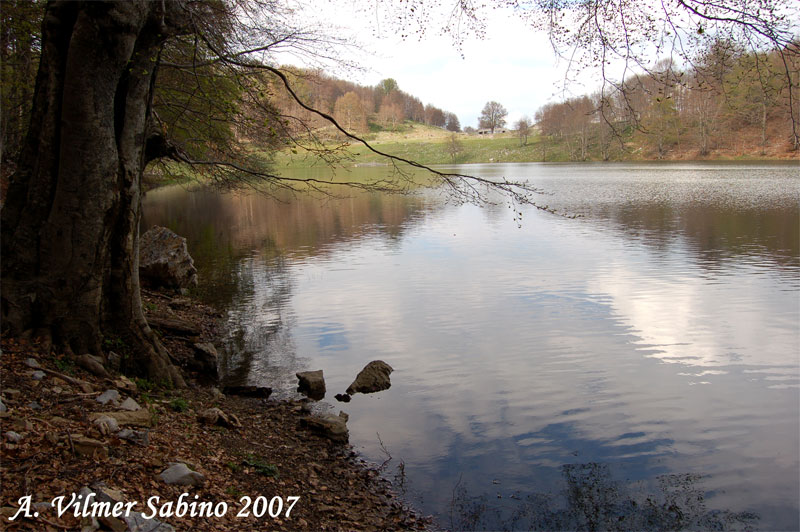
[1,1,540,385]
[479,101,507,133]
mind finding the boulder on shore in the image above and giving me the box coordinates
[296,370,326,400]
[139,226,198,289]
[346,360,393,395]
[301,411,349,443]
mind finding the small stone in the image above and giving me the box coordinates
[117,429,149,446]
[24,358,41,369]
[93,415,120,435]
[159,463,205,486]
[209,387,225,401]
[4,431,22,443]
[31,370,45,381]
[97,389,121,405]
[26,402,41,410]
[296,370,326,400]
[124,511,176,532]
[90,409,152,428]
[118,397,141,411]
[113,376,137,394]
[79,381,95,393]
[51,386,63,394]
[334,393,351,403]
[197,407,241,428]
[71,435,109,459]
[0,399,6,413]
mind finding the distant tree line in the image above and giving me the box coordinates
[534,40,800,160]
[262,70,461,139]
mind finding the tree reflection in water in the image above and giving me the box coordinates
[449,463,758,531]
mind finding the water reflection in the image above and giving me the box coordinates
[142,163,799,531]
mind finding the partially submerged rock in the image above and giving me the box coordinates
[301,411,349,443]
[334,393,351,403]
[139,226,198,289]
[346,360,393,395]
[191,342,219,378]
[296,370,326,400]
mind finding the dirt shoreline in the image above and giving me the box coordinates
[0,289,433,531]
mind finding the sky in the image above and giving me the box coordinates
[280,1,605,129]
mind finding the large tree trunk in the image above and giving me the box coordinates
[1,1,186,386]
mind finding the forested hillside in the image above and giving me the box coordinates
[535,40,800,161]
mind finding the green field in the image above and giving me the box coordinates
[271,122,565,168]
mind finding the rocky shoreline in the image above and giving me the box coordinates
[0,288,434,531]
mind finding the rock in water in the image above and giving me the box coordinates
[346,360,393,395]
[139,226,198,289]
[296,370,326,400]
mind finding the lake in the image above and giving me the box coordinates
[143,162,799,530]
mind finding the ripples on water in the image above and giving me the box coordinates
[143,162,799,530]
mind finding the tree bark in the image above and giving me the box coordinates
[1,1,187,386]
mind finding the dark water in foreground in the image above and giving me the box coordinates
[143,162,800,530]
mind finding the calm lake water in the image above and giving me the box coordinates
[143,162,800,530]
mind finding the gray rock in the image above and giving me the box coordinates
[119,397,141,412]
[26,401,41,410]
[139,226,198,289]
[31,370,45,381]
[90,409,152,427]
[117,429,150,446]
[296,369,326,400]
[0,399,6,413]
[124,511,176,532]
[93,415,120,435]
[96,389,121,405]
[301,411,349,443]
[346,360,394,395]
[24,358,41,369]
[4,431,22,443]
[159,463,205,486]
